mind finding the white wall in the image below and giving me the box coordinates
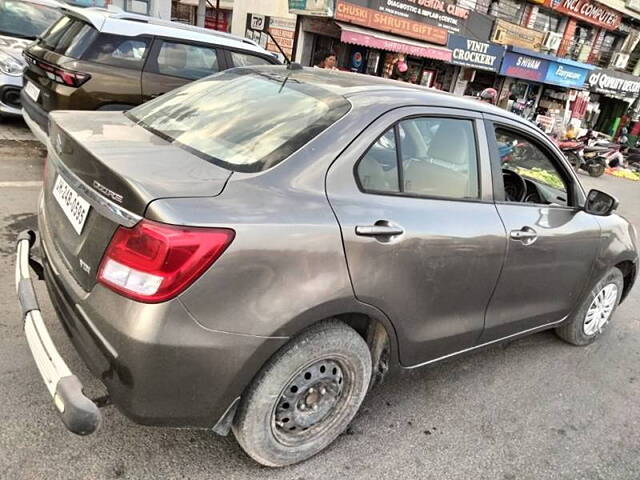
[230,0,295,37]
[109,0,171,19]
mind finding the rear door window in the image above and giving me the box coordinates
[229,51,274,67]
[156,41,220,80]
[83,34,150,69]
[356,117,480,200]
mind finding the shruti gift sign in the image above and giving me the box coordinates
[545,0,621,30]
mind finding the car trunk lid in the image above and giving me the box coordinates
[43,111,232,291]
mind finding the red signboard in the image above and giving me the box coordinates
[544,0,621,30]
[335,0,449,45]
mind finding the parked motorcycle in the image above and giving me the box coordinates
[557,139,608,177]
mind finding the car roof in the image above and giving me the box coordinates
[248,66,535,125]
[60,5,268,56]
[23,0,67,7]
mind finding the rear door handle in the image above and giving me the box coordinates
[509,226,538,245]
[355,224,404,237]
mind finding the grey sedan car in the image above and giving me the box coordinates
[16,65,638,467]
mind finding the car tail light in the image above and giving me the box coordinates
[98,220,234,303]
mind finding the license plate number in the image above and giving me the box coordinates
[52,175,90,235]
[24,81,40,102]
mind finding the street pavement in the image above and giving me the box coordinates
[1,117,639,480]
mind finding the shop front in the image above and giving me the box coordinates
[586,68,640,137]
[447,34,505,97]
[498,47,592,132]
[292,0,494,90]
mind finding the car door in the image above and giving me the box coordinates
[480,116,601,342]
[141,38,227,102]
[326,107,507,367]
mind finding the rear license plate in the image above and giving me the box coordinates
[52,175,91,235]
[24,81,40,102]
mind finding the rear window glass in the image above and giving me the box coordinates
[83,34,149,69]
[39,16,98,58]
[127,68,350,172]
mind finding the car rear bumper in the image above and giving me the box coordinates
[15,230,101,435]
[21,90,49,144]
[18,203,289,434]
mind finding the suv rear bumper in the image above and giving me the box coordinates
[21,90,49,144]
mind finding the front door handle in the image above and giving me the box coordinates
[510,226,538,245]
[355,224,404,237]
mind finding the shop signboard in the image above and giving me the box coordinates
[491,19,545,51]
[448,34,504,72]
[499,52,550,82]
[544,0,621,30]
[587,69,640,97]
[334,0,493,44]
[289,0,333,16]
[544,62,589,88]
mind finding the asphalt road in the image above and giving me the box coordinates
[1,117,639,480]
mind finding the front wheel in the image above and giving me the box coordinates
[555,267,624,346]
[232,320,372,467]
[566,152,582,172]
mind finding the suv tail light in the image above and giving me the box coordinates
[24,53,90,88]
[98,220,234,303]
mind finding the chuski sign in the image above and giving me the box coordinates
[452,39,496,66]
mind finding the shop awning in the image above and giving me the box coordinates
[336,22,452,63]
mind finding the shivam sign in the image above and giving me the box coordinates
[499,52,549,82]
[448,34,504,72]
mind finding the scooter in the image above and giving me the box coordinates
[557,137,608,177]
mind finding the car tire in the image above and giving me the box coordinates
[232,320,371,467]
[588,163,606,177]
[555,267,624,346]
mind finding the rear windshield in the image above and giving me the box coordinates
[38,16,98,58]
[0,0,61,40]
[127,68,351,172]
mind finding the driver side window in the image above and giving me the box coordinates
[495,128,569,206]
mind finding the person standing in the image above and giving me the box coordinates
[314,50,338,70]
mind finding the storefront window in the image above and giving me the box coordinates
[567,24,594,62]
[533,9,561,33]
[456,0,492,15]
[489,0,525,24]
[596,32,622,68]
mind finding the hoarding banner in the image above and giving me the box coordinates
[587,69,640,97]
[289,0,334,16]
[544,0,621,30]
[335,0,493,43]
[447,34,504,72]
[544,62,589,88]
[491,19,545,51]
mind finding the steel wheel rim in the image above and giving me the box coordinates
[271,357,353,447]
[583,283,618,336]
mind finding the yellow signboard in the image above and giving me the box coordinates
[491,19,545,51]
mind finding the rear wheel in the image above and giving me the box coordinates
[232,320,371,467]
[588,162,606,177]
[555,267,624,346]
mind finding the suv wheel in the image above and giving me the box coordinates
[555,267,624,346]
[232,320,371,467]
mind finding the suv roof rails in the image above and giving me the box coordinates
[108,11,260,47]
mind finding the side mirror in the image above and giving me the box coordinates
[585,189,618,216]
